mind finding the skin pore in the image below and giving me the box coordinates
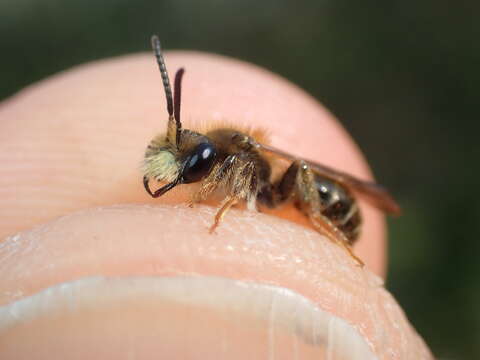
[0,51,433,358]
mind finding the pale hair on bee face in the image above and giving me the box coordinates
[143,134,180,183]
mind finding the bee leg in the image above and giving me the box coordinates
[209,197,239,233]
[191,155,238,205]
[188,154,242,231]
[309,213,364,267]
[204,154,257,233]
[277,161,364,267]
[256,184,276,209]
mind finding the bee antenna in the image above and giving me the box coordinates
[151,35,174,118]
[173,68,185,131]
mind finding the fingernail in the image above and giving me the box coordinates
[0,276,375,360]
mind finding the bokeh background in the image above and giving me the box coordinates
[1,1,478,358]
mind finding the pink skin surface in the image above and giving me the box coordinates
[0,52,433,358]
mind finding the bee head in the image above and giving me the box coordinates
[143,136,217,197]
[143,36,217,197]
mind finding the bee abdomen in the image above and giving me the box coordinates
[315,175,362,244]
[337,208,361,244]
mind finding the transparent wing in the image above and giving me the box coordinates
[259,143,401,215]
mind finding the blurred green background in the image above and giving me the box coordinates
[1,0,478,358]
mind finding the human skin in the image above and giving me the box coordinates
[0,52,433,358]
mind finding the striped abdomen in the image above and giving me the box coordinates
[315,175,362,244]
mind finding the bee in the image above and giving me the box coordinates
[143,35,401,266]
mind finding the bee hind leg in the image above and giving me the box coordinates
[276,160,364,267]
[309,212,364,266]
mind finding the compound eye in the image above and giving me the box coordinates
[182,142,217,183]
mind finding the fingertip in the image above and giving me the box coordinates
[0,50,387,275]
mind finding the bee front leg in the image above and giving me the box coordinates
[189,154,242,232]
[276,161,364,267]
[209,197,239,233]
[201,154,257,233]
[189,155,237,207]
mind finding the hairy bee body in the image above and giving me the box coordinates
[206,130,364,244]
[145,127,361,243]
[235,132,362,244]
[142,35,400,266]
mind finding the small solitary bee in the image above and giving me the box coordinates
[143,35,400,266]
